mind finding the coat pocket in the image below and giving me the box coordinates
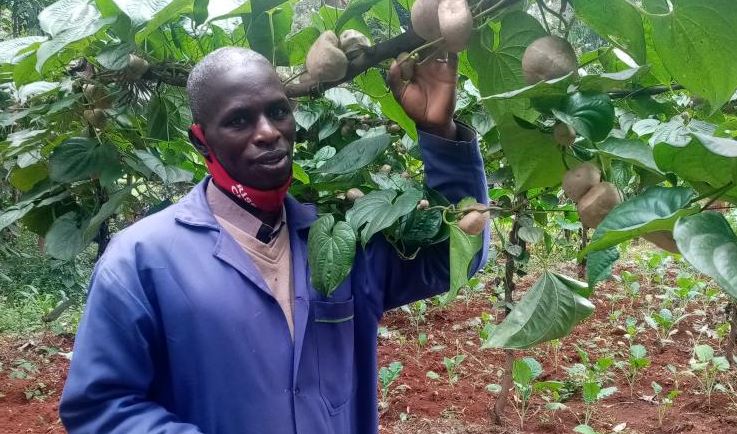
[312,297,355,414]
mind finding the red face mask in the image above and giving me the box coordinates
[190,124,291,213]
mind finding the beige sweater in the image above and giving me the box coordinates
[206,180,294,338]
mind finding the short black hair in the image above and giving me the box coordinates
[186,47,273,123]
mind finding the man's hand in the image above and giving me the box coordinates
[388,53,459,140]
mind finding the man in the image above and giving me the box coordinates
[60,47,489,433]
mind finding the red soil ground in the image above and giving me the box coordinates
[1,261,736,433]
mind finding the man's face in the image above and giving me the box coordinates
[198,62,296,190]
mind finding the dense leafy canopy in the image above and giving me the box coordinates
[1,0,736,348]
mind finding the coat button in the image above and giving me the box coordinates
[294,387,300,395]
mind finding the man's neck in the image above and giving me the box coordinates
[214,183,282,228]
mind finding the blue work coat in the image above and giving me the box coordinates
[59,126,489,434]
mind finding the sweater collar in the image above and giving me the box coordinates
[174,176,318,232]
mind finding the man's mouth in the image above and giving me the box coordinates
[254,150,289,167]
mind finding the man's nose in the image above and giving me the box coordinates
[253,115,281,147]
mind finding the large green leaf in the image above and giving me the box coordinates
[335,0,383,32]
[251,0,288,16]
[586,247,619,289]
[84,188,132,240]
[354,69,417,139]
[112,0,177,27]
[484,272,594,349]
[9,164,48,192]
[467,11,547,122]
[487,76,573,101]
[692,133,737,158]
[318,134,392,174]
[394,207,444,254]
[136,0,192,43]
[307,215,357,297]
[581,186,696,257]
[443,224,483,305]
[247,3,294,66]
[596,137,662,174]
[0,37,47,64]
[578,67,650,93]
[553,92,615,142]
[49,138,120,183]
[570,0,646,64]
[36,0,113,71]
[497,119,566,192]
[0,202,35,232]
[674,212,737,300]
[193,0,209,25]
[346,188,423,246]
[654,140,737,203]
[286,27,320,65]
[646,0,737,110]
[133,150,193,184]
[45,211,87,260]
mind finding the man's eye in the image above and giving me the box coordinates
[229,116,248,127]
[271,107,291,120]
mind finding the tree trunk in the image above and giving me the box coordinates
[493,216,524,424]
[725,302,737,367]
[94,182,112,260]
[578,227,588,279]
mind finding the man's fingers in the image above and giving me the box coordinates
[446,52,459,68]
[387,59,406,101]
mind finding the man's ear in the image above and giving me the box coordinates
[188,125,209,159]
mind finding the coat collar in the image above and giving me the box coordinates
[174,177,318,232]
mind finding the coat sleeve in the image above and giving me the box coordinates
[362,122,490,312]
[59,254,204,434]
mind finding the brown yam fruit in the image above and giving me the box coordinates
[553,122,576,146]
[339,29,370,59]
[346,188,365,201]
[458,204,489,236]
[577,182,622,229]
[83,84,112,109]
[124,54,149,80]
[522,36,577,85]
[396,52,415,81]
[562,162,601,202]
[438,0,472,53]
[411,0,441,41]
[417,199,430,210]
[306,31,349,82]
[643,231,680,254]
[83,109,107,128]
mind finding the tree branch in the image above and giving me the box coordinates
[141,0,528,97]
[284,29,426,98]
[608,84,685,99]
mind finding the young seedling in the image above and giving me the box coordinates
[617,270,640,308]
[688,344,730,407]
[443,354,465,385]
[401,299,427,332]
[9,359,38,380]
[564,347,617,427]
[417,332,428,349]
[581,381,617,427]
[616,344,650,398]
[651,381,680,427]
[623,316,642,345]
[510,357,542,429]
[378,361,403,409]
[549,339,562,372]
[644,308,690,346]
